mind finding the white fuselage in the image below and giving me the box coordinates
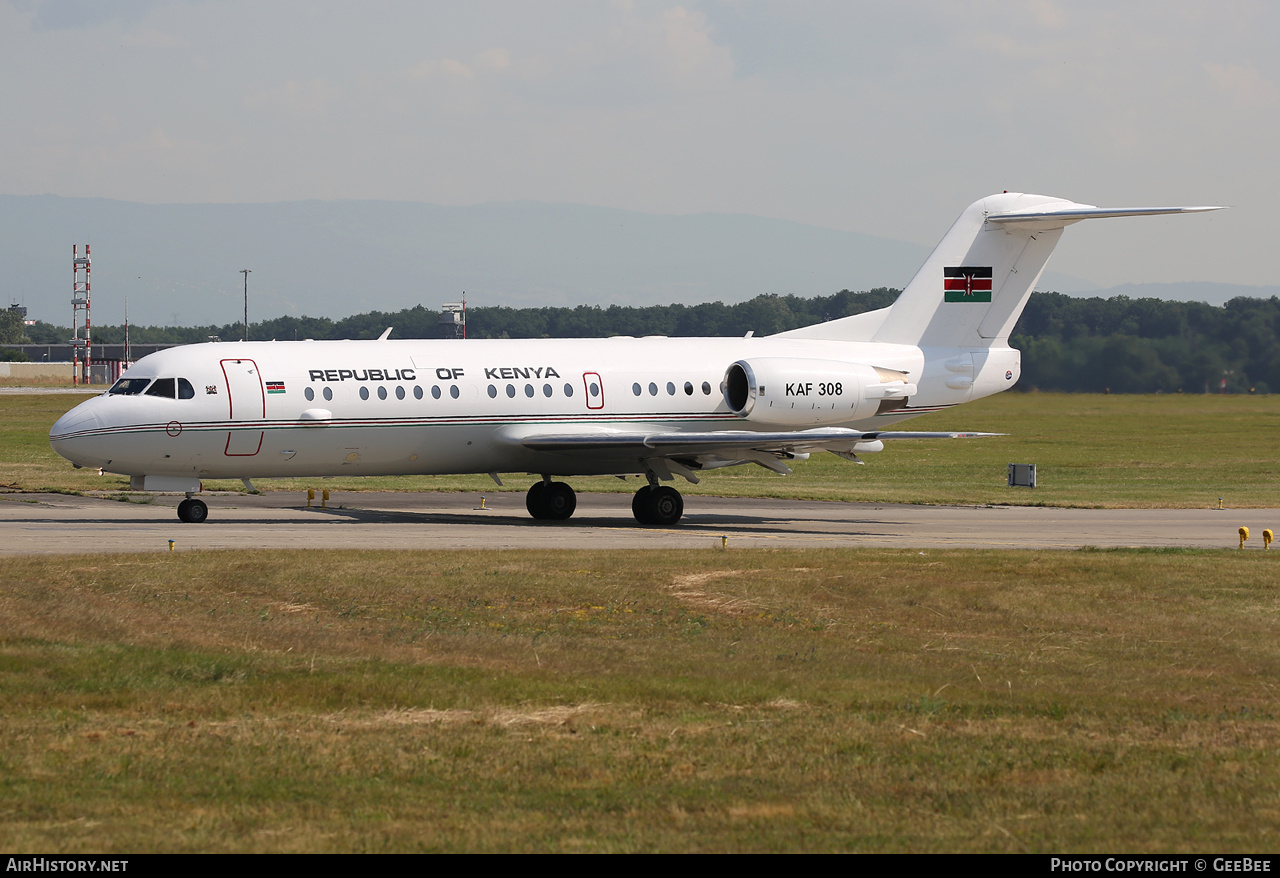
[49,334,1008,482]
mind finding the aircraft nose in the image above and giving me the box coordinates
[49,401,104,465]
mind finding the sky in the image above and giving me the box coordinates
[1,0,1274,294]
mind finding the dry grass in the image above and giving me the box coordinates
[1,548,1278,852]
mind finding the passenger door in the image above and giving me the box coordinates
[220,358,265,456]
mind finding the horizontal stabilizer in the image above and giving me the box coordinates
[988,205,1224,226]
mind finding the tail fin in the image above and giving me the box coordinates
[777,192,1221,347]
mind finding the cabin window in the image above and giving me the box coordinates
[145,378,176,398]
[543,383,553,398]
[684,381,693,396]
[589,382,600,397]
[359,387,369,400]
[505,384,516,398]
[701,381,711,395]
[305,387,315,402]
[563,383,574,397]
[449,385,459,399]
[632,383,642,396]
[648,382,657,396]
[524,384,534,398]
[109,377,150,395]
[666,382,675,395]
[396,386,405,400]
[323,387,333,401]
[377,386,388,400]
[431,386,441,399]
[487,385,497,398]
[415,386,424,400]
[178,378,195,399]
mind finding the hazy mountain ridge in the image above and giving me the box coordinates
[0,195,930,326]
[0,195,1254,328]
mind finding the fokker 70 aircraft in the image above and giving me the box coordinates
[50,192,1219,525]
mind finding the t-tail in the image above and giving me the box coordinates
[778,192,1222,350]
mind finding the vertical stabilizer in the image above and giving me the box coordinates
[775,193,1220,347]
[872,192,1077,347]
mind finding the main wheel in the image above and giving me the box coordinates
[526,482,549,518]
[543,482,577,520]
[177,497,208,523]
[647,486,683,526]
[632,485,683,525]
[632,485,655,524]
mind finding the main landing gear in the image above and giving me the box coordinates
[632,484,684,526]
[524,479,686,526]
[526,480,577,520]
[177,495,208,523]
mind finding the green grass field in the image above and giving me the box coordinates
[8,391,1280,507]
[2,548,1278,852]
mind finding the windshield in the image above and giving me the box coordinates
[108,376,196,399]
[145,378,176,398]
[109,378,151,395]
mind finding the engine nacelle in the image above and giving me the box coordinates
[722,358,917,426]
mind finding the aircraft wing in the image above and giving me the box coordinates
[517,428,996,452]
[505,426,999,478]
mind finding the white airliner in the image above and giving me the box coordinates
[50,192,1220,525]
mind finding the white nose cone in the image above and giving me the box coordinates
[49,402,104,467]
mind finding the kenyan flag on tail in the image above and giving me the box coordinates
[943,266,992,302]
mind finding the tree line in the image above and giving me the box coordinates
[10,290,1280,393]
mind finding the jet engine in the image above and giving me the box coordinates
[722,358,917,426]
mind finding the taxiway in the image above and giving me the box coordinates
[0,491,1271,554]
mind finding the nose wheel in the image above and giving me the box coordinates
[526,481,577,520]
[632,485,683,526]
[177,497,208,523]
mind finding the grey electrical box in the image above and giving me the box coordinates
[1007,463,1037,488]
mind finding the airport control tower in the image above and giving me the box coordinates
[439,298,466,339]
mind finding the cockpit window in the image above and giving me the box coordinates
[145,378,177,398]
[109,378,152,395]
[178,378,195,399]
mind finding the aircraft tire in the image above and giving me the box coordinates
[178,498,208,523]
[632,486,655,524]
[526,482,549,519]
[632,485,683,526]
[648,486,683,526]
[544,482,577,520]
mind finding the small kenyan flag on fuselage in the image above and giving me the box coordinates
[943,266,992,302]
[266,381,286,394]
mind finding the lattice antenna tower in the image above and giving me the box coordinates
[72,245,91,385]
